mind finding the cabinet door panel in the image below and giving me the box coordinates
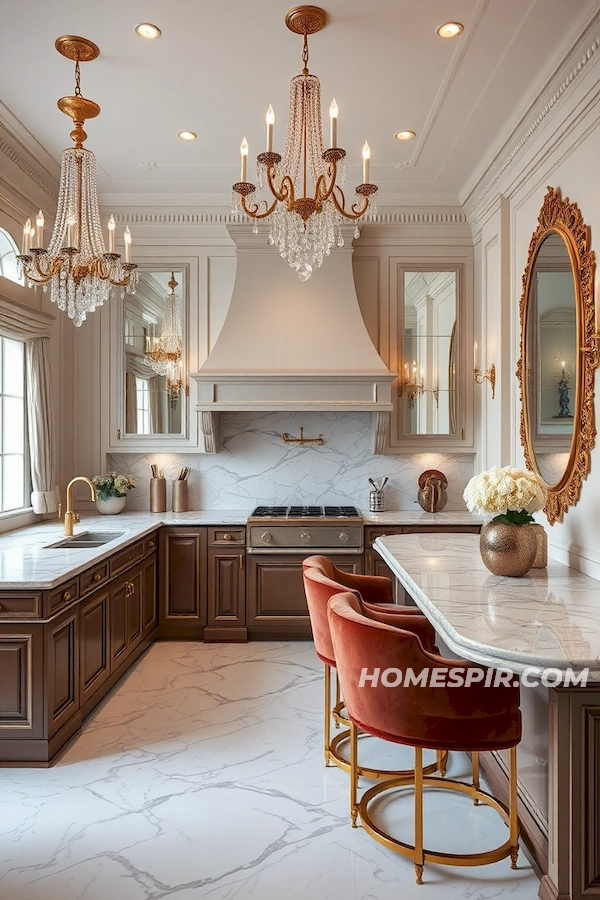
[160,528,207,627]
[0,626,44,738]
[110,581,128,669]
[207,550,245,625]
[142,557,157,637]
[126,571,143,649]
[46,610,79,736]
[80,589,110,704]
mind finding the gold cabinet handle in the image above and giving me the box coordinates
[223,533,233,541]
[149,540,155,548]
[0,603,3,611]
[62,590,72,602]
[239,553,244,570]
[93,572,102,583]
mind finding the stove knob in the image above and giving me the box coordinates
[261,531,272,543]
[339,531,349,543]
[301,531,311,543]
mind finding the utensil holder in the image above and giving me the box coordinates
[172,480,188,513]
[150,477,167,513]
[369,490,385,512]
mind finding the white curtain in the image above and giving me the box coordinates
[0,296,58,514]
[125,366,137,434]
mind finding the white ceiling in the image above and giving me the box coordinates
[0,0,596,207]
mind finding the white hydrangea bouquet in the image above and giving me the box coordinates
[92,471,136,501]
[463,466,547,525]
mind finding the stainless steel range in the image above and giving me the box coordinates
[247,505,364,555]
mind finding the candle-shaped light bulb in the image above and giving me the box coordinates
[329,98,338,148]
[240,137,248,182]
[123,226,132,263]
[35,210,44,249]
[266,106,274,152]
[22,218,31,254]
[108,214,116,253]
[66,211,76,248]
[473,340,479,370]
[362,141,371,184]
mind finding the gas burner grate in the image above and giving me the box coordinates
[251,506,288,517]
[288,506,323,517]
[324,506,361,518]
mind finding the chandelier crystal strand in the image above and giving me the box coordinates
[16,36,138,326]
[232,6,377,281]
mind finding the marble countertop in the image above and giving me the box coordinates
[0,508,481,590]
[375,532,600,675]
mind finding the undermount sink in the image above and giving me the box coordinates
[45,531,124,549]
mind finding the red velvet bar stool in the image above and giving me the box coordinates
[302,555,447,780]
[328,591,521,884]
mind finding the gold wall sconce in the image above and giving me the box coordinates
[400,362,439,409]
[282,427,324,446]
[474,362,496,399]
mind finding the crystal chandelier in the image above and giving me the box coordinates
[17,36,138,327]
[231,6,378,281]
[145,273,183,406]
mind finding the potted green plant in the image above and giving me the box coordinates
[92,471,135,515]
[464,466,547,576]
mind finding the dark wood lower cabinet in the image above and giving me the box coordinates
[205,548,246,641]
[246,554,362,639]
[0,534,158,765]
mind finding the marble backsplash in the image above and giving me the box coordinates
[108,412,475,512]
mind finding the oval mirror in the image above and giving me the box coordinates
[518,187,597,524]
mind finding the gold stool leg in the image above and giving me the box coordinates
[350,720,359,827]
[436,748,447,777]
[335,670,342,729]
[472,751,480,805]
[509,745,519,868]
[414,745,424,884]
[324,664,332,766]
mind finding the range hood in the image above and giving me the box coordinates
[191,224,397,452]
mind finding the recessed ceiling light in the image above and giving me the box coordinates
[135,23,162,39]
[395,130,416,141]
[178,131,197,141]
[436,21,464,38]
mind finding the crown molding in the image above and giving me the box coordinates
[109,210,469,227]
[0,139,56,201]
[464,29,600,223]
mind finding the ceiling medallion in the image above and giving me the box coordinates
[17,36,138,326]
[231,5,378,281]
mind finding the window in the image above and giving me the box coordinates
[136,376,150,434]
[0,228,24,285]
[0,336,27,511]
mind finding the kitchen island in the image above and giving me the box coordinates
[375,532,600,900]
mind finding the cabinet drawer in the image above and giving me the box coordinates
[110,540,145,578]
[364,526,402,546]
[208,527,245,547]
[0,593,42,618]
[80,562,109,597]
[48,579,79,614]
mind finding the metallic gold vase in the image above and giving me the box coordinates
[150,477,167,513]
[480,521,537,577]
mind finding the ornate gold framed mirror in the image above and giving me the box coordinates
[517,186,597,524]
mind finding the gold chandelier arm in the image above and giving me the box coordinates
[29,252,65,281]
[314,165,336,204]
[241,194,278,220]
[329,185,368,220]
[266,166,295,206]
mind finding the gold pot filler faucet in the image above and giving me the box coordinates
[64,476,97,536]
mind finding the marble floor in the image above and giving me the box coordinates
[0,642,540,900]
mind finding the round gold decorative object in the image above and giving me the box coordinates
[479,522,537,577]
[285,6,327,35]
[322,147,346,163]
[57,95,101,121]
[257,151,282,168]
[55,35,100,62]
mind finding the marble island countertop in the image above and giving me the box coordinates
[0,508,482,590]
[375,532,600,675]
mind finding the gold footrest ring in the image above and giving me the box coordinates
[329,731,448,781]
[359,775,519,869]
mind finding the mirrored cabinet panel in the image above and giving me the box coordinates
[400,270,457,436]
[124,270,185,436]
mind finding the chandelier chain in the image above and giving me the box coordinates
[74,60,82,96]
